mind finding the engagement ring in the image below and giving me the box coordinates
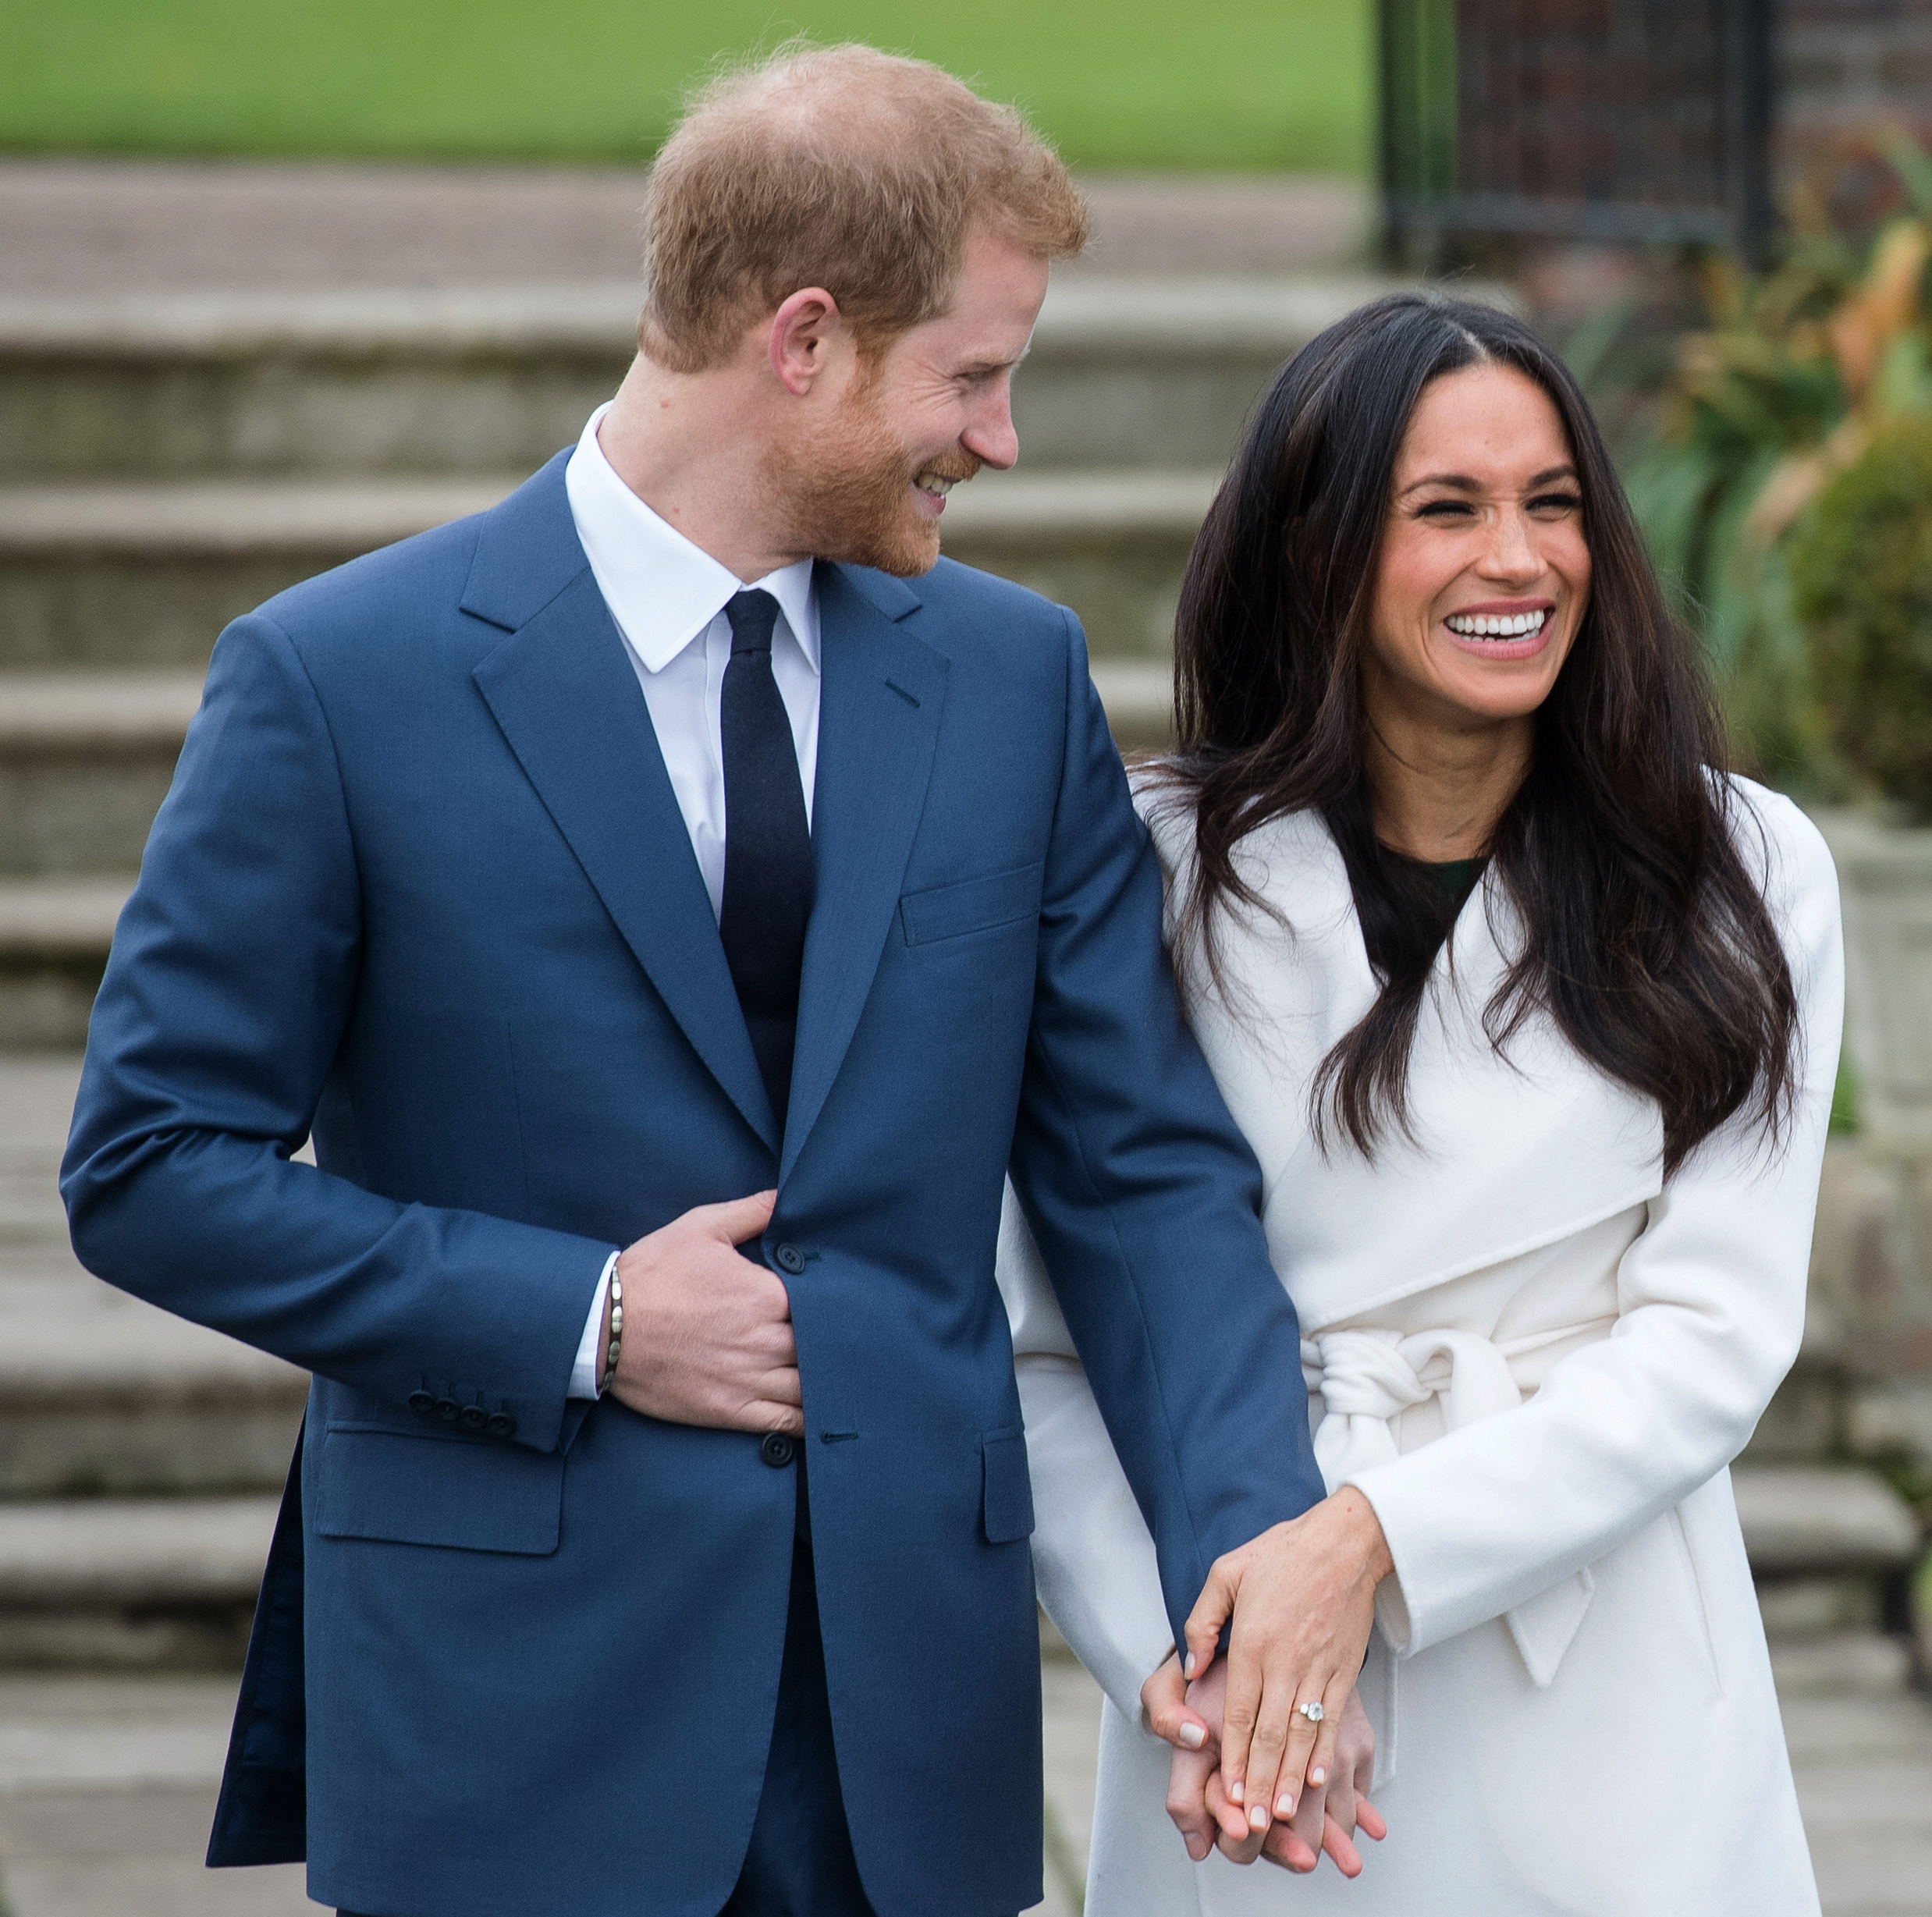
[1296,1700,1325,1724]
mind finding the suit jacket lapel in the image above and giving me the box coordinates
[783,564,948,1178]
[465,465,777,1150]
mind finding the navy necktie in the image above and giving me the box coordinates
[719,589,812,1134]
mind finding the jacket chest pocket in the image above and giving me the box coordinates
[900,862,1044,946]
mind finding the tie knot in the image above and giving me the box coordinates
[726,589,781,657]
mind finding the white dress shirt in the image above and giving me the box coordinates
[561,403,822,1396]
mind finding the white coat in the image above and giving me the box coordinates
[998,775,1842,1915]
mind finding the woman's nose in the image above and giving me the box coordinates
[1479,509,1543,582]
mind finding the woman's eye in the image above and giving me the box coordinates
[1529,492,1582,514]
[1417,499,1475,520]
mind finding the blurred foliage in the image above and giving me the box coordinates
[1792,417,1932,815]
[1624,126,1932,791]
[1830,1047,1862,1134]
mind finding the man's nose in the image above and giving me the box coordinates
[961,388,1020,472]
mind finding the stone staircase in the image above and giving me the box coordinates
[0,275,1397,1047]
[0,269,1923,1682]
[0,1053,299,1669]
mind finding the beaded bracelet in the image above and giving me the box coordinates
[598,1265,624,1393]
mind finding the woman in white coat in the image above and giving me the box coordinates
[999,292,1841,1914]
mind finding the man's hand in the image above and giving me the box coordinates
[1180,1488,1392,1842]
[602,1191,804,1434]
[1145,1656,1383,1873]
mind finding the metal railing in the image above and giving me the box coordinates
[1381,0,1774,264]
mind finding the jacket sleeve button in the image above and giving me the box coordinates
[486,1411,517,1440]
[407,1390,435,1415]
[433,1397,462,1422]
[458,1404,488,1431]
[774,1243,806,1275]
[760,1432,797,1468]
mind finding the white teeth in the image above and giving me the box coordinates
[1445,609,1547,638]
[917,475,956,497]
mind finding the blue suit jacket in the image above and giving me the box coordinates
[62,454,1324,1917]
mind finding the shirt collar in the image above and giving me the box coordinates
[564,402,820,676]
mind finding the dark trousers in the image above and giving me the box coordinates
[720,1525,877,1917]
[339,1518,875,1917]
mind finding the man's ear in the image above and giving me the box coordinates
[769,288,845,396]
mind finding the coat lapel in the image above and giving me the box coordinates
[782,564,948,1178]
[464,463,777,1150]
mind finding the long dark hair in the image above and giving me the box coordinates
[1166,293,1797,1175]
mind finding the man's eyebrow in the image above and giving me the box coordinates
[1398,462,1579,497]
[957,344,1030,377]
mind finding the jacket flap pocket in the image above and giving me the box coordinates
[900,862,1043,946]
[982,1427,1035,1544]
[318,1425,563,1557]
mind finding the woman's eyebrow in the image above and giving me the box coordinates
[1398,463,1579,498]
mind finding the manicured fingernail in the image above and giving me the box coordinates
[1179,1722,1205,1749]
[1228,1780,1245,1805]
[1276,1791,1296,1817]
[1309,1766,1326,1785]
[1183,1653,1196,1679]
[1248,1805,1269,1832]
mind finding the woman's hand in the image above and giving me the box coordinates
[1143,1654,1385,1873]
[1181,1486,1393,1840]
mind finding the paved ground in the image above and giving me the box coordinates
[0,160,1369,295]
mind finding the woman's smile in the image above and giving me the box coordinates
[1440,597,1557,659]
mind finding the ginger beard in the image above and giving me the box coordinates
[761,365,981,577]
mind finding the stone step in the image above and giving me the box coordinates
[0,659,1170,1044]
[0,1460,1913,1674]
[0,673,201,882]
[0,1496,276,1670]
[0,1255,306,1500]
[0,879,126,1049]
[0,469,1213,675]
[1732,1464,1923,1577]
[0,275,1402,482]
[1733,1463,1924,1645]
[0,662,1174,891]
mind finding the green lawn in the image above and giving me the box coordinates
[0,0,1370,172]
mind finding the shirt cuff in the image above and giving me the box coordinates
[567,1252,620,1400]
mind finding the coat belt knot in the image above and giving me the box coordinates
[1299,1317,1613,1780]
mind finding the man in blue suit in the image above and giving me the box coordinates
[63,44,1333,1917]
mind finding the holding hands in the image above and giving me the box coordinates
[1142,1486,1394,1875]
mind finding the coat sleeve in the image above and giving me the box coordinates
[1344,788,1844,1657]
[59,612,614,1455]
[1004,610,1325,1663]
[998,1186,1174,1720]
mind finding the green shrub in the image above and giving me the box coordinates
[1790,417,1932,815]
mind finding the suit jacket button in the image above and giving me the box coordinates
[433,1397,462,1422]
[773,1243,806,1275]
[486,1412,516,1440]
[458,1404,488,1431]
[407,1390,435,1415]
[760,1432,797,1468]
